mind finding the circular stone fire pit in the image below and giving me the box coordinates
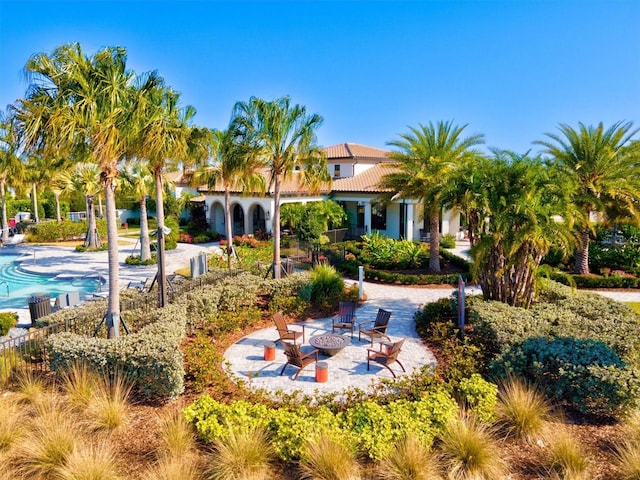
[309,333,350,356]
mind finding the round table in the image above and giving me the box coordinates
[309,333,350,356]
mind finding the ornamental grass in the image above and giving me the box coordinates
[543,424,590,480]
[55,441,122,480]
[156,406,198,460]
[206,425,274,480]
[437,411,507,480]
[298,434,361,480]
[377,434,442,480]
[85,370,132,433]
[495,377,556,442]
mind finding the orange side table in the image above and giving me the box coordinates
[315,361,329,383]
[264,341,276,361]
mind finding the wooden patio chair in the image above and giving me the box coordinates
[358,308,392,345]
[366,338,406,378]
[280,342,319,380]
[332,301,357,337]
[273,312,305,345]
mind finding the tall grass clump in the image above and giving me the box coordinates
[299,434,361,480]
[437,412,506,480]
[14,369,49,406]
[614,440,640,480]
[377,434,442,480]
[495,377,555,441]
[0,395,25,456]
[14,408,78,479]
[543,425,590,480]
[613,411,640,480]
[156,407,197,459]
[86,371,132,433]
[144,456,203,480]
[59,361,99,411]
[308,265,345,306]
[206,425,274,480]
[55,441,122,480]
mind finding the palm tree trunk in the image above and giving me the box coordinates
[428,208,440,272]
[139,197,151,262]
[154,172,167,307]
[32,183,39,222]
[54,192,62,223]
[224,188,233,269]
[273,173,282,279]
[85,194,98,248]
[104,181,120,339]
[1,180,8,243]
[574,226,590,274]
[98,195,104,218]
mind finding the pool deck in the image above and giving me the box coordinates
[1,236,223,326]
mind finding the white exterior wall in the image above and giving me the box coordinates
[353,163,376,176]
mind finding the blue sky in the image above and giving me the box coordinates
[1,0,639,154]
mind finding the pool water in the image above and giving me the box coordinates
[0,253,102,310]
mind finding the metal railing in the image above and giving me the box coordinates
[0,268,240,385]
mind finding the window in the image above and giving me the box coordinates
[334,164,341,177]
[371,203,387,230]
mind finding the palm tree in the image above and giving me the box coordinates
[381,121,484,272]
[135,86,205,306]
[232,96,329,279]
[17,42,159,338]
[440,153,491,247]
[191,126,265,268]
[535,122,640,274]
[119,159,154,261]
[49,169,74,223]
[0,113,25,242]
[72,162,103,248]
[471,151,574,307]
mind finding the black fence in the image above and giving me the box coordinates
[0,268,240,385]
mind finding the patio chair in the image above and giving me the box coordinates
[280,342,319,380]
[273,312,305,345]
[419,229,430,242]
[358,308,392,345]
[332,301,357,337]
[366,338,406,378]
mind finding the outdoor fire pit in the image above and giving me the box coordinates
[309,333,350,356]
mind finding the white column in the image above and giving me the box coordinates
[364,202,372,233]
[406,203,414,241]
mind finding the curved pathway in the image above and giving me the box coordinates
[223,281,483,396]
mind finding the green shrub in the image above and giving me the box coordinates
[0,312,18,336]
[124,254,157,265]
[470,281,640,360]
[414,298,455,337]
[46,304,187,402]
[490,337,640,416]
[184,389,458,463]
[309,264,345,306]
[440,233,457,248]
[27,219,106,242]
[456,374,498,423]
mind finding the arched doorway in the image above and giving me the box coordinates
[232,204,245,236]
[251,204,267,233]
[209,202,224,235]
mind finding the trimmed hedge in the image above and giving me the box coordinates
[470,281,640,415]
[490,337,640,416]
[550,271,640,289]
[47,304,187,401]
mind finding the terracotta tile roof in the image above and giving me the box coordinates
[322,143,391,161]
[331,163,400,193]
[196,168,331,196]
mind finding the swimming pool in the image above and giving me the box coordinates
[0,253,103,310]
